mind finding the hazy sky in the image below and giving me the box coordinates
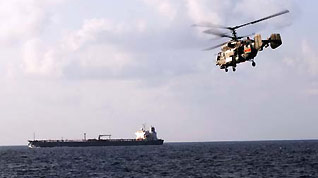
[0,0,317,145]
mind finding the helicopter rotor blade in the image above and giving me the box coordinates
[209,36,224,41]
[236,33,256,39]
[192,22,230,29]
[203,42,227,51]
[233,10,289,30]
[203,29,233,38]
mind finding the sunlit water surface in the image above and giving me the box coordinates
[0,140,317,177]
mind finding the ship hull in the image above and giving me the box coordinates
[28,139,164,148]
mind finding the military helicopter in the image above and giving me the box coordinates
[193,10,289,72]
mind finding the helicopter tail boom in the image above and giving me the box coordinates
[258,33,282,50]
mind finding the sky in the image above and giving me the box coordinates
[0,0,317,145]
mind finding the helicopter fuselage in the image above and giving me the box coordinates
[216,33,282,72]
[216,39,258,69]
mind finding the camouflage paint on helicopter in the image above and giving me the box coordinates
[216,34,282,72]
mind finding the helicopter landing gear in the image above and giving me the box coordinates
[252,61,256,67]
[232,67,236,72]
[225,68,228,72]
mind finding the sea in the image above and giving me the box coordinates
[0,140,317,177]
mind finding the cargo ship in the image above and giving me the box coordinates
[28,126,164,148]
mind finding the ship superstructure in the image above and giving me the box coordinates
[135,126,158,140]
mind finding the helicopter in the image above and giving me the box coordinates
[193,10,290,72]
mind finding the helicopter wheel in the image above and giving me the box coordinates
[252,61,256,67]
[233,67,236,72]
[225,68,228,72]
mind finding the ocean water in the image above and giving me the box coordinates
[0,140,317,177]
